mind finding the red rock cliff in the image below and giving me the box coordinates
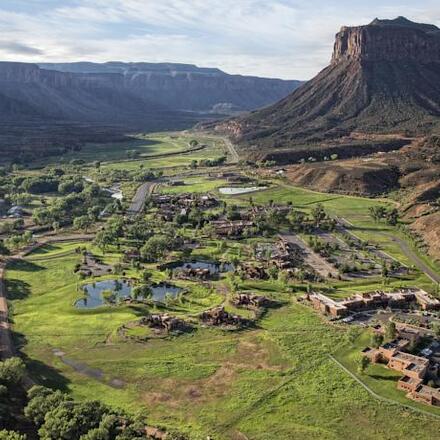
[332,17,440,64]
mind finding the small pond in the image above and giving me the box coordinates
[75,279,183,309]
[218,186,267,195]
[173,260,234,274]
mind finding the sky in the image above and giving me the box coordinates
[0,0,439,80]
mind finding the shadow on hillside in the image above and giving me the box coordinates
[29,244,58,255]
[5,279,31,300]
[12,331,70,392]
[8,260,44,273]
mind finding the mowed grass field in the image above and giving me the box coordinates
[6,241,440,439]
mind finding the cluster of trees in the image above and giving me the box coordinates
[287,205,335,233]
[308,237,339,257]
[369,206,399,225]
[189,156,226,169]
[140,234,182,263]
[4,232,33,251]
[94,217,126,253]
[20,176,60,194]
[0,358,26,436]
[0,358,189,440]
[33,183,108,228]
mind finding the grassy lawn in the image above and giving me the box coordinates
[6,132,440,439]
[6,242,440,439]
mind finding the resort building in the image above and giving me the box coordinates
[362,336,440,407]
[306,288,440,318]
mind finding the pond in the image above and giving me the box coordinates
[75,279,183,309]
[218,186,267,195]
[173,260,234,274]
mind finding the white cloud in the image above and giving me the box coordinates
[0,0,439,79]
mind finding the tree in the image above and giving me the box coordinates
[88,206,101,221]
[386,208,399,226]
[358,355,370,374]
[25,387,71,426]
[52,221,60,233]
[141,270,152,284]
[140,236,168,262]
[345,327,359,346]
[369,206,387,222]
[432,322,440,338]
[132,285,152,301]
[0,358,25,385]
[267,265,279,280]
[38,400,107,440]
[0,240,9,256]
[73,215,92,232]
[0,431,26,440]
[371,333,384,348]
[94,229,115,254]
[311,204,326,227]
[385,321,397,341]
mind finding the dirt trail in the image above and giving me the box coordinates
[221,137,239,163]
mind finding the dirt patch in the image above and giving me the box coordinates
[284,159,399,196]
[141,337,285,409]
[411,212,440,261]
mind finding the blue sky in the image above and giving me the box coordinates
[0,0,439,79]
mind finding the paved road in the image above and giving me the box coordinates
[382,233,440,284]
[127,181,157,216]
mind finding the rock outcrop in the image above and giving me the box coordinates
[216,17,440,160]
[332,17,440,63]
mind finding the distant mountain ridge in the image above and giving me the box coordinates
[38,62,301,112]
[214,17,440,160]
[0,61,300,159]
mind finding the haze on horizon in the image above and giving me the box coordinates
[1,0,440,80]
